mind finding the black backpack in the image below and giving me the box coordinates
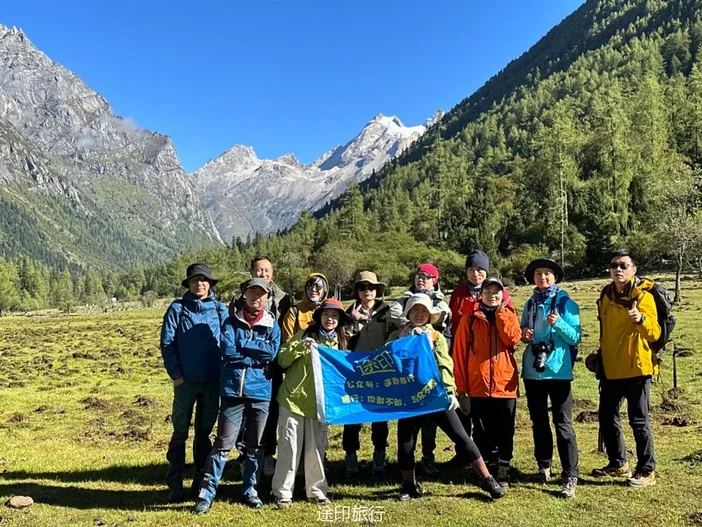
[648,283,676,353]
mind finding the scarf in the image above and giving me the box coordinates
[533,284,558,306]
[319,328,337,340]
[243,307,264,327]
[469,283,482,300]
[479,301,497,323]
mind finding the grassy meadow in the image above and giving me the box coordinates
[1,275,702,526]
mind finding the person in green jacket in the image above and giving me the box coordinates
[389,293,505,502]
[271,298,351,509]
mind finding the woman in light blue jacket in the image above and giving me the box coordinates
[520,258,581,499]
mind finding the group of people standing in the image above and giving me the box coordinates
[159,247,662,514]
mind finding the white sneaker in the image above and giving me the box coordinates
[539,466,552,484]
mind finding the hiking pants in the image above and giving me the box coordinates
[199,397,268,502]
[599,376,655,474]
[524,379,579,478]
[165,380,219,487]
[470,397,516,467]
[272,406,329,501]
[397,408,482,471]
[343,422,389,453]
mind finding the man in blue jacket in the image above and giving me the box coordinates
[194,277,281,514]
[160,263,228,502]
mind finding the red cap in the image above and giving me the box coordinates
[417,263,439,281]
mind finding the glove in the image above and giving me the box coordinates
[301,337,316,350]
[458,393,471,416]
[448,394,460,412]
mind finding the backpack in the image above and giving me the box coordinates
[647,283,676,353]
[598,280,676,354]
[526,294,578,365]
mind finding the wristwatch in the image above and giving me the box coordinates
[637,314,646,325]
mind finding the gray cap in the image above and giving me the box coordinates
[240,277,271,294]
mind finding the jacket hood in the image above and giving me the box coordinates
[182,291,218,311]
[304,273,329,305]
[233,308,276,328]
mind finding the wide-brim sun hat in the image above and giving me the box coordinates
[353,271,386,297]
[312,298,352,326]
[524,258,564,285]
[181,263,219,288]
[401,293,443,326]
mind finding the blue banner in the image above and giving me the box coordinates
[311,334,450,425]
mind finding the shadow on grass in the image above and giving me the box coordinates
[0,462,242,485]
[0,482,168,510]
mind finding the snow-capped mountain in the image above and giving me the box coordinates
[191,113,440,242]
[0,24,221,270]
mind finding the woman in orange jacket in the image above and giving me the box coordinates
[453,277,522,487]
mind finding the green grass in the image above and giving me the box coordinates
[1,276,701,526]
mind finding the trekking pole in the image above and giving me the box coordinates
[597,380,605,452]
[672,341,678,399]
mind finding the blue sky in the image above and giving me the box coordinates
[3,1,584,172]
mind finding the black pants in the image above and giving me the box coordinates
[343,422,389,453]
[397,409,482,471]
[420,419,437,460]
[236,363,282,457]
[524,379,579,478]
[470,397,516,467]
[262,362,283,456]
[599,376,655,474]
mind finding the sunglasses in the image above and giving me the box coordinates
[356,284,376,292]
[609,262,633,270]
[306,282,325,291]
[415,273,433,281]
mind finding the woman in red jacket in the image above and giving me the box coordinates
[453,277,522,488]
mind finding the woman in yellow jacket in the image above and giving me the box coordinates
[280,273,329,343]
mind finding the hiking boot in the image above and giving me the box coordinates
[497,465,511,488]
[538,466,552,484]
[244,495,263,509]
[560,477,577,499]
[372,450,386,475]
[168,482,185,503]
[276,498,293,510]
[345,452,359,476]
[478,475,506,500]
[308,495,332,505]
[421,456,439,477]
[397,481,424,502]
[592,462,632,478]
[263,455,276,477]
[628,471,656,488]
[193,498,211,515]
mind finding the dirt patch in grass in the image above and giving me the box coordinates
[675,347,695,357]
[573,398,597,411]
[661,416,694,427]
[33,405,66,415]
[678,450,702,467]
[575,410,599,423]
[7,413,29,425]
[688,511,702,524]
[81,397,113,411]
[133,395,156,408]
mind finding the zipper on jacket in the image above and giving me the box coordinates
[489,319,496,397]
[239,366,247,396]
